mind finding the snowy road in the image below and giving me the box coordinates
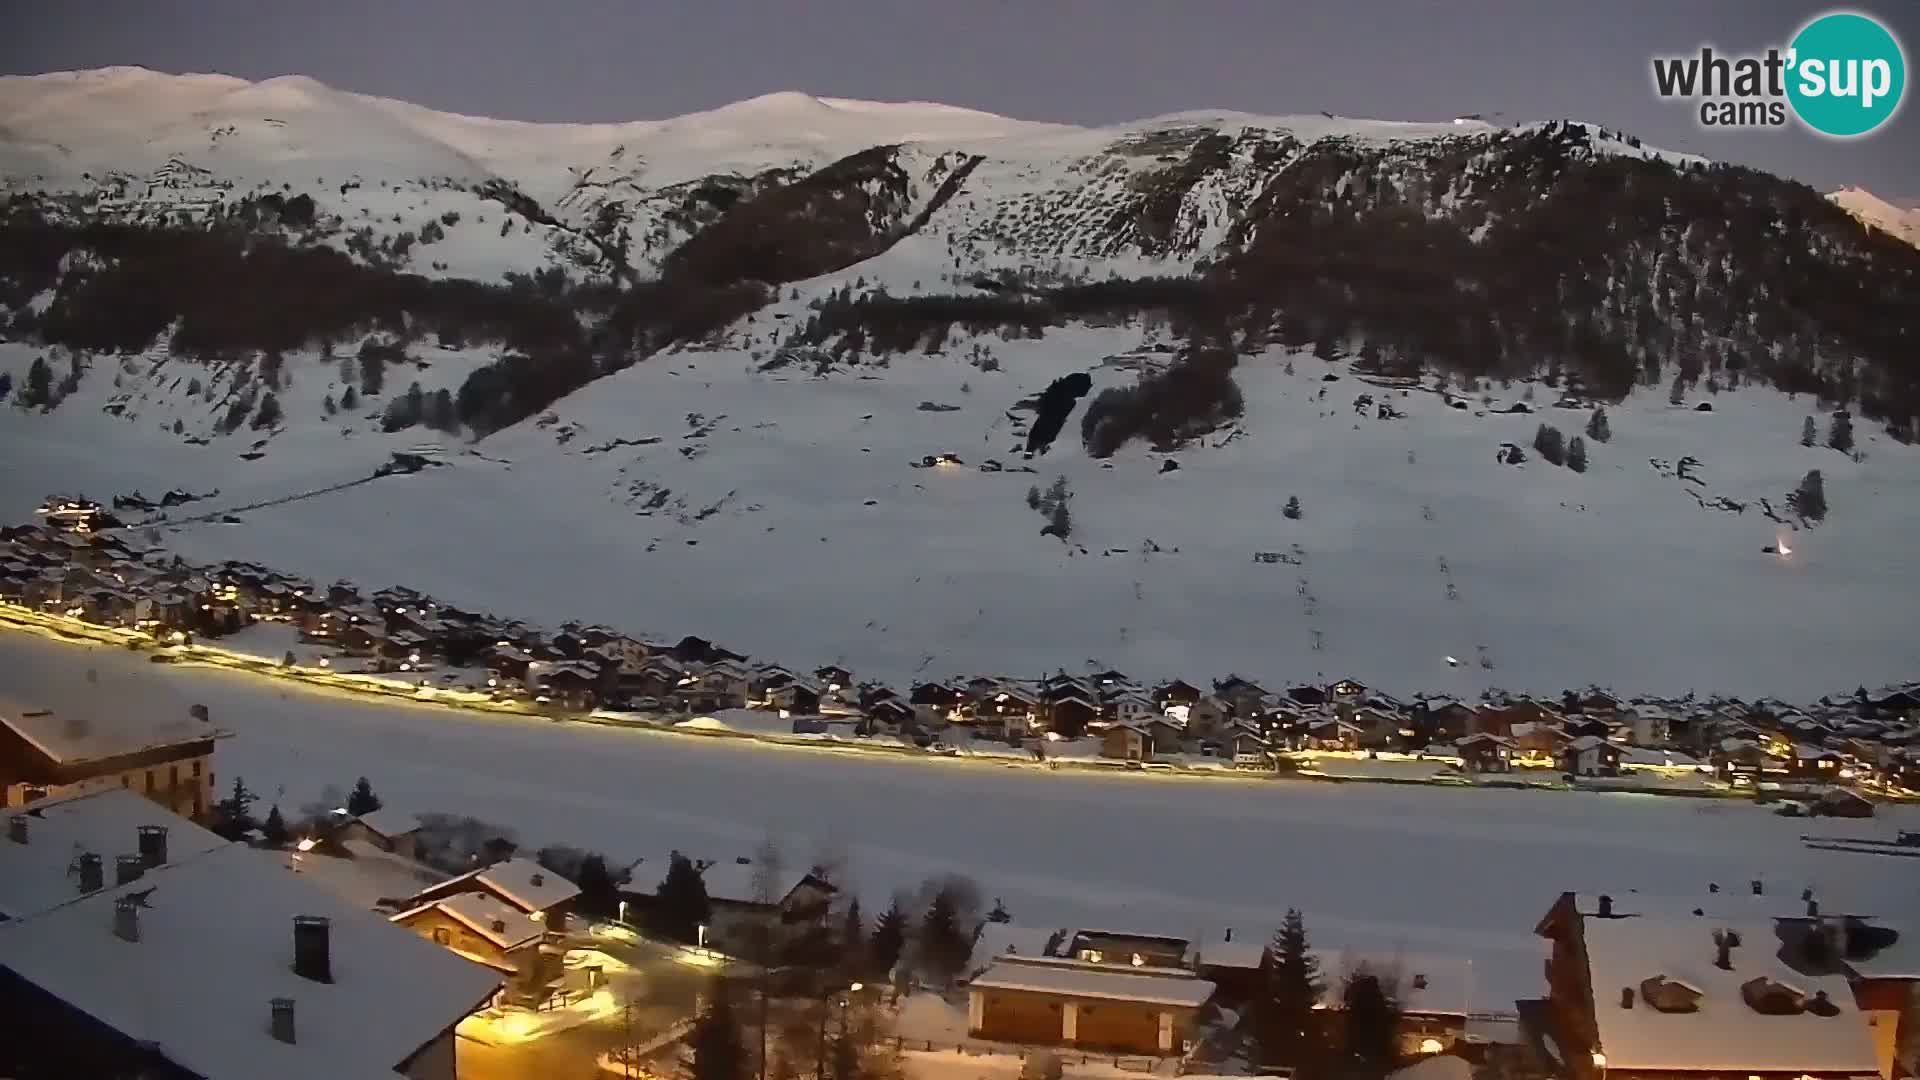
[4,629,1912,1013]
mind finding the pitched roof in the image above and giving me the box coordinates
[411,890,544,951]
[1581,915,1877,1073]
[0,843,501,1080]
[0,788,228,920]
[464,858,579,913]
[351,808,421,840]
[698,858,824,906]
[968,956,1215,1008]
[0,692,222,766]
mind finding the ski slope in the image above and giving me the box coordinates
[3,327,1914,701]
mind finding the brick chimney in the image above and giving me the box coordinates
[7,814,26,845]
[115,854,146,886]
[270,998,297,1044]
[293,916,332,983]
[113,895,141,943]
[1598,894,1614,918]
[138,825,168,868]
[77,852,104,894]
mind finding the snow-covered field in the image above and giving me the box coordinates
[5,630,1912,1015]
[6,328,1915,700]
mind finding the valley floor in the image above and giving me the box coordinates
[2,628,1913,1022]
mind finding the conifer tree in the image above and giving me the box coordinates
[1256,909,1325,1068]
[656,852,712,945]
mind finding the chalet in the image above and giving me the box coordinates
[532,660,607,710]
[1330,678,1367,701]
[814,665,854,693]
[1108,692,1159,727]
[1624,704,1672,746]
[1215,676,1270,714]
[1,696,225,819]
[1221,722,1271,766]
[1183,695,1233,741]
[1579,690,1621,719]
[1531,892,1879,1080]
[910,682,965,726]
[767,682,821,714]
[1788,745,1847,782]
[672,661,749,712]
[1303,716,1362,751]
[976,685,1040,735]
[1712,738,1770,783]
[695,857,836,953]
[1511,721,1571,763]
[865,698,915,731]
[403,857,580,930]
[1414,699,1476,741]
[1353,707,1406,750]
[483,643,536,685]
[1047,694,1099,738]
[390,888,556,978]
[1562,735,1622,777]
[751,665,800,697]
[341,808,424,860]
[1153,680,1203,709]
[966,955,1214,1054]
[1457,733,1516,773]
[0,839,502,1080]
[1102,722,1154,763]
[671,635,748,665]
[1285,684,1328,708]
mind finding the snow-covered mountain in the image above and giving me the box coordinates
[3,68,1918,700]
[1829,186,1920,249]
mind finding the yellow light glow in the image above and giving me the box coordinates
[1419,1039,1443,1054]
[1592,1052,1607,1068]
[295,838,317,852]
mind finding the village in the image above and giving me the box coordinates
[4,495,1919,813]
[3,491,1920,803]
[2,675,1916,1080]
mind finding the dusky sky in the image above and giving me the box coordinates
[3,0,1914,201]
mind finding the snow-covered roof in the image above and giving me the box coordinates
[0,843,501,1080]
[414,890,545,951]
[450,857,578,913]
[0,787,228,920]
[352,807,421,840]
[1582,915,1878,1073]
[0,691,222,765]
[968,957,1215,1008]
[1566,734,1612,752]
[698,857,819,905]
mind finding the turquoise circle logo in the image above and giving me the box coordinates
[1787,11,1906,137]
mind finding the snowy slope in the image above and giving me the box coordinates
[1829,186,1920,249]
[0,68,1695,283]
[4,69,1913,700]
[4,329,1913,701]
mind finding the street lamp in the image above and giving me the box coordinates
[697,923,709,950]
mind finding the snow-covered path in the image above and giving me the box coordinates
[4,630,1911,1013]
